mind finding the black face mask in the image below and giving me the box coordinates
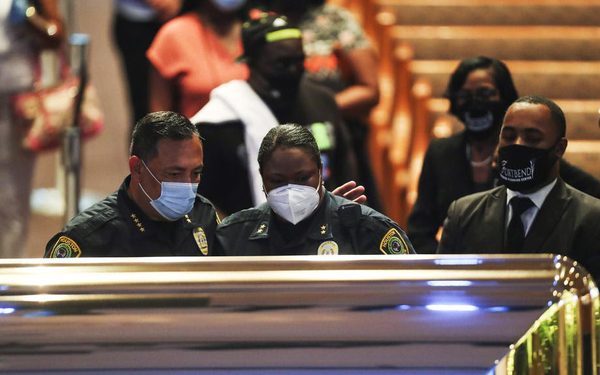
[497,144,557,192]
[269,70,304,96]
[456,99,505,140]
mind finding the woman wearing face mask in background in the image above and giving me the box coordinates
[408,56,600,254]
[146,0,249,118]
[407,57,517,254]
[215,124,414,256]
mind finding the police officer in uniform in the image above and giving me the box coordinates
[45,111,218,257]
[216,124,414,256]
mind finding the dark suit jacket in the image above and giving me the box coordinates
[408,131,600,254]
[437,179,600,280]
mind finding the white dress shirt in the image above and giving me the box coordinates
[505,179,557,236]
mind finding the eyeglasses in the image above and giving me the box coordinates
[453,87,500,102]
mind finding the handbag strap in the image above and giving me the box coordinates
[32,46,70,89]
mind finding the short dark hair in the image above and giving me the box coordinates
[130,111,200,161]
[445,56,519,117]
[513,95,566,138]
[258,124,322,172]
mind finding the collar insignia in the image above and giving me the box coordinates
[256,223,267,234]
[130,213,146,233]
[250,221,270,240]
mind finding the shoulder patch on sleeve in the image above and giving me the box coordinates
[48,236,82,258]
[379,228,410,255]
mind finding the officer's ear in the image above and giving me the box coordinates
[129,155,143,177]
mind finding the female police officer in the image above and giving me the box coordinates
[216,124,414,256]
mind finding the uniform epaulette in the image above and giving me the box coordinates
[63,197,120,238]
[196,194,216,207]
[219,207,265,227]
[357,204,392,225]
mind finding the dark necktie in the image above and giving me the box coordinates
[505,197,535,252]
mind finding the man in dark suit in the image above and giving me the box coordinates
[437,96,600,280]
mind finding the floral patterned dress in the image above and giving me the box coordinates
[300,4,383,211]
[300,4,371,93]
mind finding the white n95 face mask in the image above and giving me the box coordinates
[267,183,320,225]
[138,160,199,221]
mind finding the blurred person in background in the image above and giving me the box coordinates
[113,0,182,136]
[408,56,600,254]
[146,0,249,118]
[266,0,382,211]
[0,0,64,257]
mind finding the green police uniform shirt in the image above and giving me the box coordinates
[45,176,219,258]
[216,191,414,256]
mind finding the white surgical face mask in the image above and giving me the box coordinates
[267,182,320,225]
[209,0,246,12]
[138,160,199,221]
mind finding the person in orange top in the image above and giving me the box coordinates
[147,0,249,118]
